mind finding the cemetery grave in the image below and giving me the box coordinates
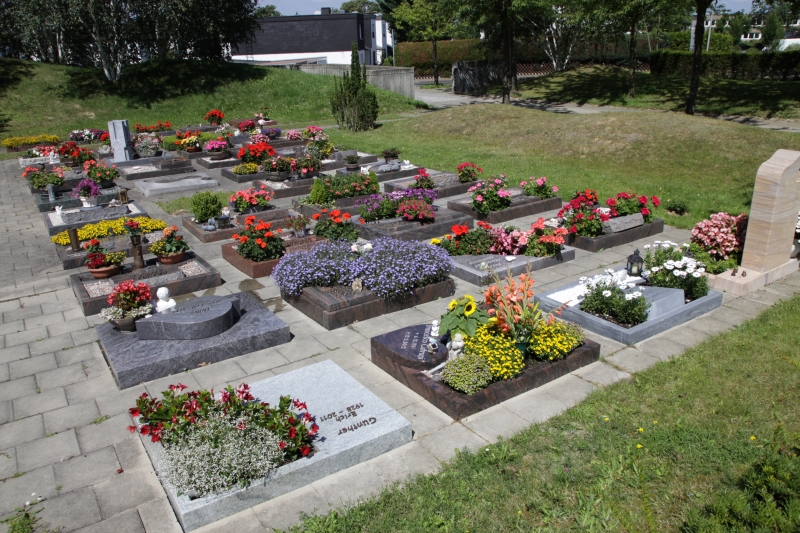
[320,150,378,172]
[384,171,476,199]
[98,293,291,388]
[70,254,221,315]
[116,157,195,181]
[356,207,475,242]
[134,361,411,531]
[134,174,220,197]
[222,235,329,278]
[42,201,147,236]
[447,187,563,224]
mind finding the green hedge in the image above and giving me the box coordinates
[396,39,484,76]
[650,49,800,80]
[664,31,735,53]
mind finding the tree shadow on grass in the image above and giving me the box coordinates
[0,59,35,96]
[60,59,268,108]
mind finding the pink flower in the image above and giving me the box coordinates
[520,181,527,187]
[536,178,545,186]
[494,179,502,184]
[552,186,559,192]
[476,195,483,202]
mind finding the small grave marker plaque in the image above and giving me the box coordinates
[136,296,241,340]
[374,323,447,370]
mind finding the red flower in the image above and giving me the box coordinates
[129,407,140,417]
[127,425,137,433]
[311,213,321,220]
[299,445,311,456]
[651,195,660,207]
[641,207,651,216]
[289,426,297,439]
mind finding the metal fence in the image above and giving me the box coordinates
[415,61,650,81]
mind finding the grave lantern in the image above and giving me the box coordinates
[118,187,129,204]
[627,249,644,277]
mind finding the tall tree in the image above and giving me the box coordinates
[340,0,379,12]
[760,10,785,49]
[393,0,455,85]
[253,4,281,17]
[725,11,750,44]
[526,1,587,74]
[685,0,715,115]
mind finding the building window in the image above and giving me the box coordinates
[359,25,363,40]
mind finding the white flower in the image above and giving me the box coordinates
[686,268,695,274]
[682,243,690,248]
[602,290,612,297]
[625,294,634,301]
[579,276,588,283]
[350,244,358,252]
[697,267,705,273]
[673,270,682,276]
[692,272,702,278]
[628,283,636,288]
[651,266,661,272]
[605,269,615,275]
[654,240,662,244]
[644,245,651,249]
[665,264,674,270]
[363,243,373,251]
[631,291,642,298]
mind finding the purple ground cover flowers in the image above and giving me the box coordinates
[273,238,451,299]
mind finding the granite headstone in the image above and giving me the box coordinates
[602,213,644,234]
[109,120,134,162]
[373,323,447,370]
[136,296,241,341]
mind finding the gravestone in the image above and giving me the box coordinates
[449,248,576,286]
[61,204,129,224]
[360,323,447,370]
[602,213,644,234]
[109,120,135,162]
[140,360,411,531]
[135,174,219,197]
[136,296,241,340]
[711,149,800,295]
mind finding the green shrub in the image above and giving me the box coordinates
[650,49,800,80]
[396,39,484,76]
[307,179,329,205]
[664,31,735,53]
[190,191,224,223]
[688,243,739,275]
[666,200,688,215]
[331,44,379,132]
[441,352,493,395]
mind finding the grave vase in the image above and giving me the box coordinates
[515,342,528,357]
[129,234,142,247]
[79,196,95,208]
[157,252,185,265]
[88,264,121,279]
[110,317,137,332]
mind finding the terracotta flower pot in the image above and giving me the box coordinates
[157,252,185,264]
[185,146,202,153]
[87,264,120,279]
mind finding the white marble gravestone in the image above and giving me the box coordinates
[109,120,135,162]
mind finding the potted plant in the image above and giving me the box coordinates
[285,130,302,141]
[99,280,153,332]
[520,177,559,199]
[414,168,435,190]
[397,198,435,221]
[311,209,358,242]
[133,133,161,158]
[457,162,483,183]
[266,156,296,181]
[57,142,94,167]
[344,154,361,172]
[179,135,202,153]
[225,217,287,277]
[233,163,260,175]
[73,178,102,207]
[238,119,257,133]
[149,226,190,264]
[230,186,274,214]
[287,214,311,238]
[204,138,231,160]
[83,239,126,278]
[265,127,282,140]
[238,142,276,165]
[382,147,402,163]
[297,155,321,178]
[84,160,118,188]
[205,109,225,125]
[124,218,143,246]
[255,107,271,126]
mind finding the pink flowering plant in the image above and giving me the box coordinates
[690,212,748,260]
[469,175,512,214]
[127,383,318,496]
[397,198,435,221]
[229,186,274,213]
[605,192,660,223]
[457,162,482,183]
[285,130,302,141]
[520,177,559,199]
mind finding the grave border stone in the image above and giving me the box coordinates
[356,208,475,242]
[134,174,219,197]
[447,194,563,224]
[42,202,147,236]
[449,247,577,286]
[221,236,328,278]
[565,219,665,253]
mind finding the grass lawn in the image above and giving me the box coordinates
[499,65,800,119]
[330,104,800,229]
[0,59,427,140]
[287,292,800,532]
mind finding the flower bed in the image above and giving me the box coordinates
[275,238,455,329]
[370,272,597,419]
[565,220,665,253]
[356,208,475,242]
[222,233,328,278]
[383,171,474,199]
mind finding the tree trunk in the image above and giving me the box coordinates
[686,3,708,115]
[433,39,438,86]
[628,21,636,98]
[500,0,512,104]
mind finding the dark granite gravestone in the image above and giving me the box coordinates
[116,157,194,181]
[356,208,474,242]
[565,219,665,253]
[371,325,601,420]
[98,292,291,389]
[372,323,447,370]
[43,202,148,236]
[449,247,577,286]
[136,296,241,340]
[446,189,563,224]
[383,172,474,199]
[34,187,121,212]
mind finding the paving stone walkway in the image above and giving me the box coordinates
[1,157,798,533]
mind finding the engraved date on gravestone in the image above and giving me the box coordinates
[338,417,378,435]
[400,324,432,361]
[318,403,365,423]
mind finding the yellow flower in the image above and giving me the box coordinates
[750,435,757,441]
[604,417,610,422]
[464,301,476,316]
[430,238,441,245]
[448,300,458,311]
[636,444,643,449]
[464,294,475,303]
[653,420,658,425]
[637,427,644,433]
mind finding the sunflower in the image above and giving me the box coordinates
[464,301,476,316]
[464,294,475,303]
[430,238,441,245]
[448,299,458,311]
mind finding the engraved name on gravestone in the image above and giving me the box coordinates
[109,120,135,163]
[136,296,240,341]
[379,323,447,370]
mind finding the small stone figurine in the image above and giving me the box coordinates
[201,217,217,232]
[430,320,440,339]
[155,287,177,313]
[446,333,464,361]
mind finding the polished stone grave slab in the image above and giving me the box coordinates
[371,325,600,420]
[98,292,290,388]
[565,219,665,253]
[70,254,221,315]
[134,173,219,197]
[254,176,316,199]
[336,162,419,183]
[139,360,411,531]
[535,276,723,344]
[34,186,121,212]
[43,202,146,236]
[137,296,240,340]
[449,247,577,285]
[117,157,194,181]
[320,151,378,172]
[196,156,239,169]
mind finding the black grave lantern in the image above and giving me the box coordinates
[118,187,129,205]
[627,249,644,277]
